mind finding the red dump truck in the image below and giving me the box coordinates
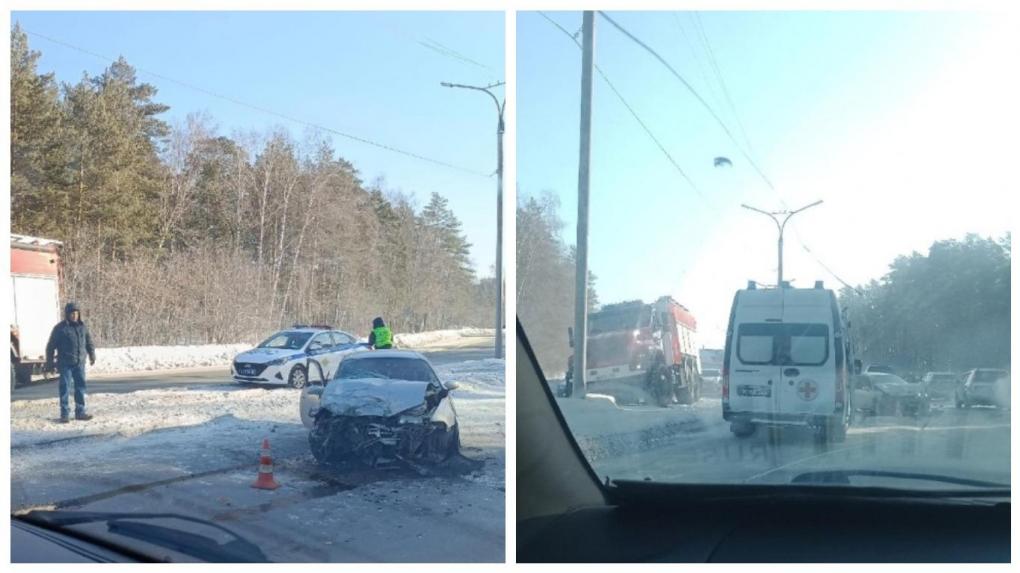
[10,234,63,388]
[564,296,702,406]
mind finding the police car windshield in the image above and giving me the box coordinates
[257,331,313,350]
[336,357,437,383]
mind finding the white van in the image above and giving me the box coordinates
[721,282,852,442]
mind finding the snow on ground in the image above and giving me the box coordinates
[87,328,495,376]
[393,328,494,349]
[90,344,253,376]
[11,358,504,468]
[554,393,729,462]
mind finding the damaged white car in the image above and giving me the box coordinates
[299,350,461,467]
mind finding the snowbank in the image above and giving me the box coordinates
[86,328,495,376]
[554,395,727,462]
[11,358,505,452]
[394,328,494,349]
[90,344,252,376]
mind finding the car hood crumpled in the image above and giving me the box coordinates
[320,378,432,417]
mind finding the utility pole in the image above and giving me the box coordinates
[572,11,595,399]
[440,81,505,359]
[741,200,823,286]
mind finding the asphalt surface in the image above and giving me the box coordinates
[11,339,504,562]
[11,345,494,402]
[581,402,1010,488]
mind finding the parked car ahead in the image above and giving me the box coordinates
[851,372,930,418]
[956,368,1010,409]
[921,372,958,406]
[232,326,367,388]
[700,368,722,396]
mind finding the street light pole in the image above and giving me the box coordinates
[440,81,506,359]
[741,200,823,286]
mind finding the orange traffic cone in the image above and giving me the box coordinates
[251,438,281,490]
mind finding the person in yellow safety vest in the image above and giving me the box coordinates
[368,317,393,350]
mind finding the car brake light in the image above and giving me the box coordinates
[722,366,730,400]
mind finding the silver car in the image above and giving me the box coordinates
[956,368,1010,408]
[299,350,461,466]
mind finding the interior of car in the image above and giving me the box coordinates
[516,321,1010,563]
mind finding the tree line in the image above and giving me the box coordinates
[11,25,494,346]
[841,233,1011,374]
[516,192,598,376]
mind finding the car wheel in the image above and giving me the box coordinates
[288,365,308,389]
[731,421,755,438]
[827,418,848,443]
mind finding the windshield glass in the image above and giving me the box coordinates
[974,370,1008,383]
[336,358,438,383]
[258,331,313,350]
[518,10,1010,493]
[589,304,648,334]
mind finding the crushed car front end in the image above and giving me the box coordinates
[309,378,459,466]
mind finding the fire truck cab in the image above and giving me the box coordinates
[565,296,702,407]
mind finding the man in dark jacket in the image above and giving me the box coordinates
[367,317,394,350]
[45,302,96,423]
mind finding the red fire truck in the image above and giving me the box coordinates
[565,296,702,407]
[10,234,63,388]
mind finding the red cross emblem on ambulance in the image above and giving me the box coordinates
[797,379,818,401]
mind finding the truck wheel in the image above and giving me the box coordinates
[11,363,16,390]
[14,363,33,388]
[823,418,847,443]
[649,362,673,407]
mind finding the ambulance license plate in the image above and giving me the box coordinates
[737,385,771,397]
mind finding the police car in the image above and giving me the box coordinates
[232,325,368,388]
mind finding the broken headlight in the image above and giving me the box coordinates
[400,403,429,417]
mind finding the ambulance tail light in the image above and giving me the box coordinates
[722,365,730,401]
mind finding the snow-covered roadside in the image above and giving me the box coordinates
[393,328,494,349]
[89,344,253,376]
[554,394,728,462]
[86,328,495,376]
[11,358,504,458]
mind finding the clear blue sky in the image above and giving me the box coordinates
[518,11,1015,346]
[13,11,505,277]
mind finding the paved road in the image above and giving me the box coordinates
[581,403,1010,488]
[11,339,504,562]
[12,345,494,402]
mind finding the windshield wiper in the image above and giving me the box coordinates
[17,511,269,563]
[791,470,1009,489]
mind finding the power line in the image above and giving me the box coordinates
[537,11,711,205]
[417,37,496,73]
[597,11,777,192]
[671,13,726,119]
[693,12,755,155]
[25,29,491,178]
[596,12,861,294]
